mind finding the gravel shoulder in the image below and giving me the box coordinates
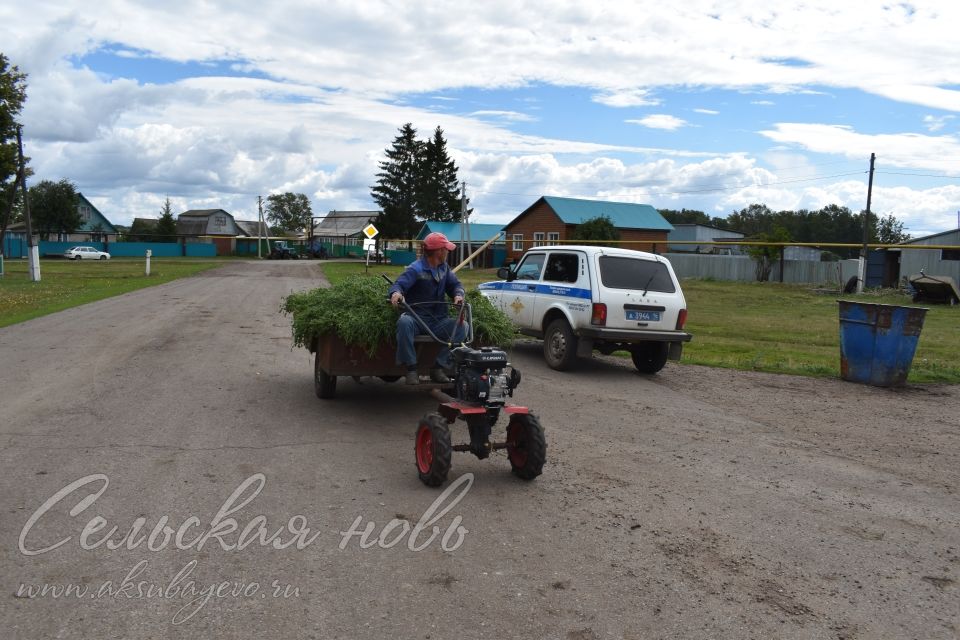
[1,261,956,639]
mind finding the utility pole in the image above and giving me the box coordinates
[457,182,470,264]
[257,195,263,259]
[857,152,876,293]
[17,126,40,282]
[463,181,472,268]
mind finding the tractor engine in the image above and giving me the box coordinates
[451,346,520,405]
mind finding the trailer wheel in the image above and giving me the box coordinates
[506,413,546,481]
[314,352,337,399]
[415,413,452,487]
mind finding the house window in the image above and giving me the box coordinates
[214,215,226,229]
[547,232,560,244]
[512,233,524,251]
[533,232,545,247]
[78,205,91,222]
[943,249,960,261]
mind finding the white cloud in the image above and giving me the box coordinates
[592,89,660,108]
[923,114,955,132]
[468,110,536,122]
[759,123,960,172]
[751,100,775,106]
[626,115,688,131]
[4,1,960,232]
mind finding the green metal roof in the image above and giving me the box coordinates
[539,196,673,231]
[416,221,505,243]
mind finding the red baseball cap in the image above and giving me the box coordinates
[423,232,456,251]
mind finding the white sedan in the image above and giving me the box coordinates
[64,246,111,260]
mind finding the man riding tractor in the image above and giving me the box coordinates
[388,232,467,385]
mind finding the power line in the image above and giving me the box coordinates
[875,170,960,179]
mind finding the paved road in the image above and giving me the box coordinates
[1,261,957,639]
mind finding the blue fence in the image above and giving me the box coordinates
[2,238,216,258]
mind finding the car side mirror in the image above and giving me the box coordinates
[497,267,516,281]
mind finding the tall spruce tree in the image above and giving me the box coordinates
[371,123,423,240]
[417,126,464,222]
[155,197,178,242]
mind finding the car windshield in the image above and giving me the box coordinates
[599,256,676,293]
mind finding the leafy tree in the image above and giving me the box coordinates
[721,203,908,259]
[726,203,774,237]
[873,213,910,244]
[29,179,81,240]
[371,123,423,241]
[127,218,156,242]
[155,197,178,242]
[265,192,312,233]
[746,227,791,282]
[0,53,28,255]
[417,126,465,222]
[572,215,620,246]
[659,208,710,225]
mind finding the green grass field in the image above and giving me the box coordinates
[0,257,222,328]
[321,261,960,383]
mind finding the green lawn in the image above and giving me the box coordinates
[321,262,960,383]
[0,257,222,328]
[680,280,959,383]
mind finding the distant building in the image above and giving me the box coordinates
[416,221,506,267]
[668,224,745,254]
[312,211,379,241]
[501,196,673,260]
[899,228,960,282]
[6,192,119,243]
[176,209,268,256]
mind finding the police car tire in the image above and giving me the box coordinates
[543,318,578,371]
[630,342,669,374]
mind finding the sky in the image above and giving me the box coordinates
[2,1,960,238]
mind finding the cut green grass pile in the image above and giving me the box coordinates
[283,271,515,353]
[321,263,960,383]
[0,258,222,328]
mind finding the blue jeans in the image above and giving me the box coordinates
[396,313,469,369]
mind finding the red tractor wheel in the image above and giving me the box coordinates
[506,413,546,481]
[415,413,452,487]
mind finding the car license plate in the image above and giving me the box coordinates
[626,310,661,322]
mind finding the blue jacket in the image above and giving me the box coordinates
[388,257,465,319]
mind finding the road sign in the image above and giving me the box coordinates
[363,224,379,239]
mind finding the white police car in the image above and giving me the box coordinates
[479,245,691,373]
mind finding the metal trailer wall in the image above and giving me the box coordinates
[665,253,861,285]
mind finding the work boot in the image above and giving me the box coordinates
[404,370,419,385]
[429,368,451,384]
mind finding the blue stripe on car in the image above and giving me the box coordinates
[478,282,591,299]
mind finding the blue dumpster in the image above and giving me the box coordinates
[838,301,928,386]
